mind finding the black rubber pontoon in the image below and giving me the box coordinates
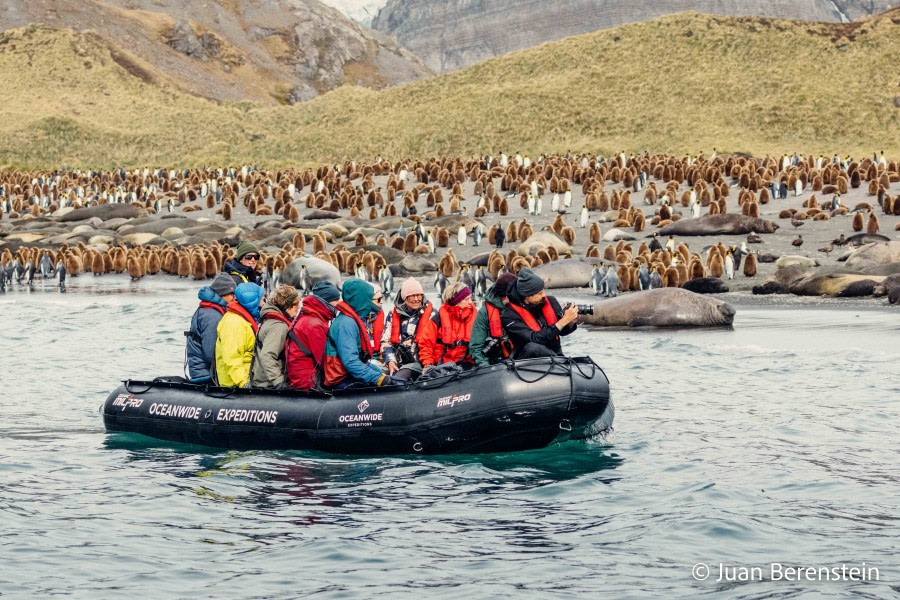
[102,356,613,455]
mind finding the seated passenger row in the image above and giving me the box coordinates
[185,251,577,392]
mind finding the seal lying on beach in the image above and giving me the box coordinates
[282,256,341,288]
[579,287,735,327]
[657,214,778,236]
[531,256,612,289]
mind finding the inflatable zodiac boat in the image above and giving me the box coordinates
[102,356,613,455]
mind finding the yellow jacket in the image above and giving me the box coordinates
[215,309,257,387]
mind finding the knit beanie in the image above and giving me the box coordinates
[210,272,237,297]
[234,240,259,261]
[492,272,517,297]
[235,282,265,320]
[515,268,545,297]
[311,280,341,303]
[400,277,424,300]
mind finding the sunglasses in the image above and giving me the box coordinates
[373,295,384,303]
[243,254,260,261]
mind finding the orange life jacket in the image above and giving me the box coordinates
[225,301,259,335]
[199,300,225,315]
[389,303,433,345]
[506,298,557,331]
[485,303,513,358]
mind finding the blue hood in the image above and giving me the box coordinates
[198,286,227,307]
[235,283,265,320]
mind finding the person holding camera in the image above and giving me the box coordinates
[469,272,517,367]
[379,278,434,379]
[502,268,578,359]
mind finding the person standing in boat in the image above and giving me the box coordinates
[324,278,403,389]
[223,241,261,285]
[215,282,265,387]
[469,272,517,367]
[418,282,478,369]
[502,268,578,359]
[284,281,341,391]
[250,284,301,389]
[379,278,433,380]
[184,273,236,383]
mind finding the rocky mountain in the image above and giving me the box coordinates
[318,0,389,26]
[0,0,430,104]
[372,0,895,73]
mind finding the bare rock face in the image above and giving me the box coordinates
[372,0,893,73]
[0,0,431,103]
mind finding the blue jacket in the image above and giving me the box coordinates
[186,286,228,382]
[326,313,383,386]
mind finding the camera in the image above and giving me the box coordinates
[566,303,594,315]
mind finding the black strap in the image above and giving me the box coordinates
[287,329,313,357]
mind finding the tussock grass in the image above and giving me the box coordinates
[0,10,897,169]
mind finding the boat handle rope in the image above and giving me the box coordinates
[124,377,173,394]
[507,356,596,384]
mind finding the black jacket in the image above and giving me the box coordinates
[223,259,260,285]
[501,292,576,355]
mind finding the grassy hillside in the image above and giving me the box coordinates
[0,10,897,169]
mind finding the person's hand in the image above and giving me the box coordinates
[387,361,399,375]
[559,303,579,327]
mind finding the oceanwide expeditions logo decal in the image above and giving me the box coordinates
[436,392,472,409]
[338,399,383,427]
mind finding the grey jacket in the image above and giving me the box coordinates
[250,303,291,388]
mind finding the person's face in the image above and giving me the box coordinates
[457,296,474,309]
[405,293,423,310]
[524,290,545,306]
[372,291,385,308]
[287,300,300,318]
[240,253,260,269]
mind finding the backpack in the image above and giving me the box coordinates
[286,328,325,391]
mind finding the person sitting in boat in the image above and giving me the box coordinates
[469,272,517,368]
[215,282,265,387]
[250,284,301,389]
[184,273,236,383]
[502,268,578,359]
[418,282,478,370]
[324,278,403,389]
[284,281,341,391]
[379,277,433,380]
[223,241,261,285]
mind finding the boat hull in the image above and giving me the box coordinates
[102,357,613,454]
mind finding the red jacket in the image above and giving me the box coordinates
[419,303,477,366]
[285,295,336,390]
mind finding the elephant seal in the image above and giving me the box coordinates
[873,274,900,297]
[681,277,729,294]
[775,255,819,269]
[844,233,891,246]
[861,263,900,276]
[118,217,202,236]
[844,242,900,272]
[752,281,790,295]
[579,288,735,328]
[58,203,145,222]
[464,251,493,267]
[602,228,636,242]
[359,245,407,264]
[888,285,900,304]
[282,256,341,288]
[788,272,886,296]
[427,215,483,231]
[658,214,778,236]
[366,216,416,231]
[518,231,572,257]
[836,280,879,297]
[318,223,350,238]
[303,210,342,221]
[396,254,437,273]
[531,256,613,289]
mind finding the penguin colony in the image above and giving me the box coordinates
[0,152,898,301]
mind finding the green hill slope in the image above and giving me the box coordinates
[1,10,897,168]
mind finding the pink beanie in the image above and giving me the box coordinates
[400,277,425,299]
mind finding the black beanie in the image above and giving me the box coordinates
[516,268,545,297]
